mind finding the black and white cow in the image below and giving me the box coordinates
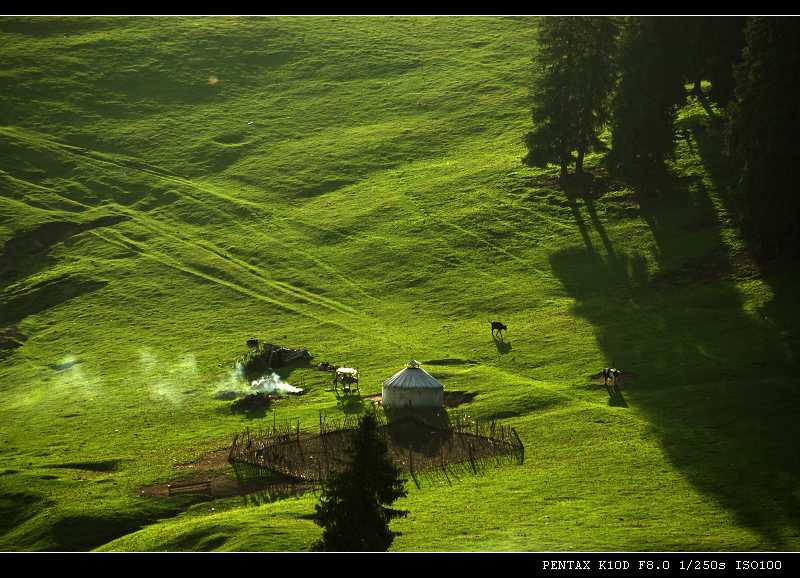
[491,321,508,339]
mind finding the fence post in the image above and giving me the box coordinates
[511,428,524,464]
[440,451,451,485]
[321,417,329,479]
[468,442,478,475]
[229,433,238,462]
[409,449,420,489]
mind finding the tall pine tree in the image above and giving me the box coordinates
[704,17,747,108]
[607,17,687,186]
[523,17,619,180]
[608,17,746,186]
[727,17,800,258]
[312,413,408,551]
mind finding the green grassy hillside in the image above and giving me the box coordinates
[1,16,799,551]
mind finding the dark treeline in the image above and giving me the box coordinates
[728,18,800,258]
[524,16,800,259]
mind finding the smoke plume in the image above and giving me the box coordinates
[213,370,302,400]
[250,373,303,395]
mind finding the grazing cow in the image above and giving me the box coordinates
[247,338,260,350]
[491,321,508,339]
[603,368,621,388]
[334,367,359,393]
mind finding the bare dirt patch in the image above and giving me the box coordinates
[174,447,231,472]
[730,250,760,278]
[140,470,238,498]
[139,448,310,500]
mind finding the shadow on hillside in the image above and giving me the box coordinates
[0,275,107,327]
[548,146,800,545]
[0,216,127,283]
[0,215,127,333]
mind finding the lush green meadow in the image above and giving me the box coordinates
[1,16,798,551]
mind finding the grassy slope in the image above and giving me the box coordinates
[1,17,799,552]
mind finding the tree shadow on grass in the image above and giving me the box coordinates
[234,405,271,420]
[563,172,617,259]
[336,392,366,415]
[549,159,800,546]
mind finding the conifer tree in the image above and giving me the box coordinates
[607,17,687,185]
[608,17,746,186]
[312,413,408,551]
[523,16,619,180]
[727,17,800,257]
[704,17,747,107]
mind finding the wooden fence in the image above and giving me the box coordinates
[228,410,524,489]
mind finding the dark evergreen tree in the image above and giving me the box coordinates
[727,17,800,258]
[523,17,619,180]
[609,17,747,185]
[704,17,747,107]
[683,17,712,104]
[607,17,687,186]
[676,17,747,110]
[312,413,408,551]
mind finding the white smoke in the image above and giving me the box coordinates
[32,354,103,407]
[251,373,303,395]
[140,349,197,406]
[54,355,80,371]
[67,362,102,398]
[212,370,302,400]
[212,365,247,400]
[176,353,198,376]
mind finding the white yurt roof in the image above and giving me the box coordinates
[383,360,444,390]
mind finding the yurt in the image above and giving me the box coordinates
[382,360,444,409]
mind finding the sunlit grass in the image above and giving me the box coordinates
[1,16,798,551]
